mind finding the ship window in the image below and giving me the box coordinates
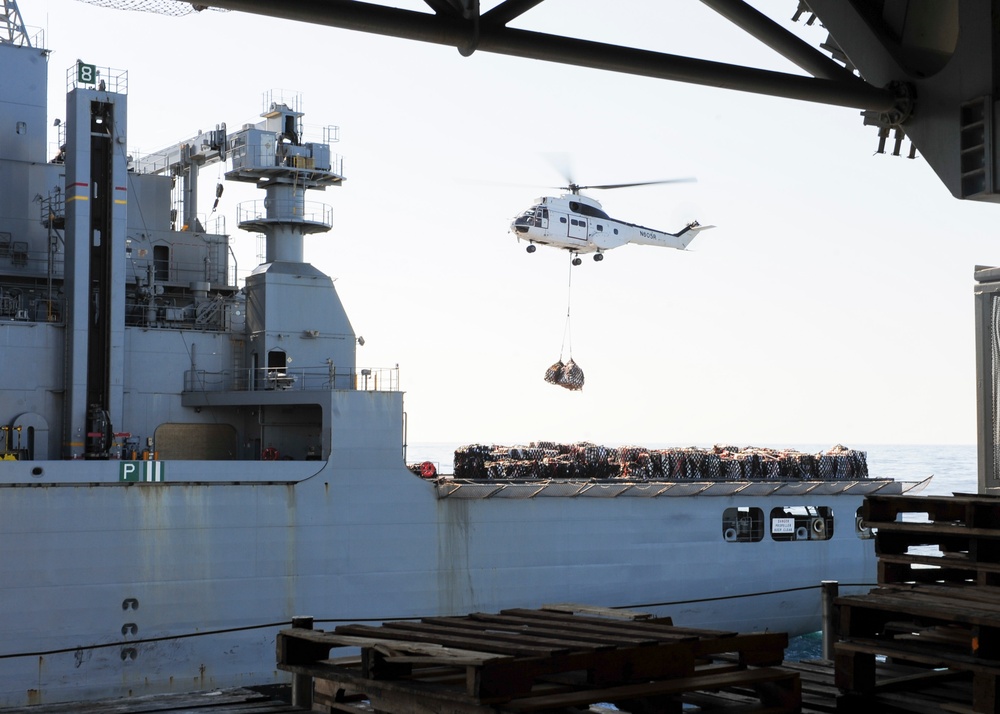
[153,245,170,282]
[770,505,833,541]
[723,507,764,542]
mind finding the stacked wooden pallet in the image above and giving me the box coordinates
[835,493,1000,713]
[276,604,799,713]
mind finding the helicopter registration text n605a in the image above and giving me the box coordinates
[511,191,713,265]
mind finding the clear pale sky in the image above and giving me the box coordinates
[26,0,995,446]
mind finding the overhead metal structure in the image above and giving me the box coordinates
[157,0,996,203]
[185,0,899,114]
[0,0,32,46]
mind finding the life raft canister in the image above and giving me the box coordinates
[262,447,279,461]
[420,461,437,479]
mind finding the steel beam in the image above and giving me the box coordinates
[481,0,547,29]
[699,0,858,83]
[203,0,896,112]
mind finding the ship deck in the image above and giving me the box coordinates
[1,659,976,714]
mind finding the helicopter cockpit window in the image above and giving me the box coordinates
[515,206,546,228]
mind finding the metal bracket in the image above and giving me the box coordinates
[457,0,480,57]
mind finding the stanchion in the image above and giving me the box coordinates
[821,580,838,660]
[291,616,314,709]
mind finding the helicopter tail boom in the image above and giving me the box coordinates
[628,221,714,250]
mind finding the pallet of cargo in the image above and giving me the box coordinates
[276,605,799,713]
[864,493,1000,586]
[835,583,1000,712]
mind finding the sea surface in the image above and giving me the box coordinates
[406,442,978,661]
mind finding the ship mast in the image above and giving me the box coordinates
[226,92,344,263]
[0,0,31,46]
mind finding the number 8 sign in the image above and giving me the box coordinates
[77,60,96,85]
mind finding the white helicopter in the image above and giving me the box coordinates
[510,178,713,265]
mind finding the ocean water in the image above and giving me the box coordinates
[407,442,979,660]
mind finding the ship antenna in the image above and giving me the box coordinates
[0,0,31,47]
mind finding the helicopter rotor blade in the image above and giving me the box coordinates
[542,152,575,187]
[577,178,697,190]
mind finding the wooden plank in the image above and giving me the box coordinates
[872,521,1000,539]
[278,630,509,663]
[836,592,1000,629]
[280,661,496,712]
[475,639,701,700]
[540,602,656,620]
[429,612,672,646]
[880,583,1000,606]
[498,666,801,712]
[370,618,620,651]
[498,607,736,638]
[332,623,558,657]
[836,638,1000,676]
[691,632,789,666]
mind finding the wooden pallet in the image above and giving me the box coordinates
[277,604,799,713]
[835,492,1000,712]
[865,493,1000,586]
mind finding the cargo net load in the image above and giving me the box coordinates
[73,0,225,16]
[544,358,584,391]
[453,442,868,482]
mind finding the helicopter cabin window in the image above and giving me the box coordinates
[596,224,604,231]
[613,228,619,235]
[770,505,833,542]
[722,507,764,542]
[560,217,567,223]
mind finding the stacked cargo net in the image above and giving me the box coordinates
[453,442,868,482]
[544,358,585,391]
[73,0,225,15]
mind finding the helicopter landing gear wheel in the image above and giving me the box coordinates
[526,244,536,254]
[593,253,603,262]
[572,257,582,266]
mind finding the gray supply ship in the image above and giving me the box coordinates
[0,4,924,707]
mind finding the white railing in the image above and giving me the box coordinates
[236,199,332,229]
[184,365,400,393]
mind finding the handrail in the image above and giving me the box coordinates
[184,365,400,393]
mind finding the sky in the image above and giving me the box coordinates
[22,0,998,447]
